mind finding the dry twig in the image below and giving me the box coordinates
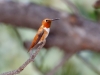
[77,53,100,75]
[0,40,46,75]
[45,53,74,75]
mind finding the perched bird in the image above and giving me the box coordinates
[28,18,59,52]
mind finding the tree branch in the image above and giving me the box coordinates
[0,0,100,52]
[77,53,100,75]
[45,53,74,75]
[63,0,80,15]
[0,40,46,75]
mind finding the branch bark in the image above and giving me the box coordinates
[0,40,46,75]
[0,0,100,53]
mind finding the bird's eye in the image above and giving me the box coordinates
[46,20,48,22]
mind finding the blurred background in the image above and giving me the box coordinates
[0,0,100,75]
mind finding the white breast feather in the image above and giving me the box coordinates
[44,27,50,33]
[44,27,50,38]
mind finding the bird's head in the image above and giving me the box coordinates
[42,18,59,28]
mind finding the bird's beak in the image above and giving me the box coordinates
[51,18,60,21]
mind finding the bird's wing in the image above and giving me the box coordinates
[28,29,44,51]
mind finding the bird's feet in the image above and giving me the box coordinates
[38,41,43,45]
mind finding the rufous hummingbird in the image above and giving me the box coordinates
[28,18,59,52]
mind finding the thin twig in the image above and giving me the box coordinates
[63,0,80,15]
[77,53,100,75]
[45,53,74,75]
[0,40,46,75]
[64,0,90,20]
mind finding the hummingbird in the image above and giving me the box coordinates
[28,18,59,52]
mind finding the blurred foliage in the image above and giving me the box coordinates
[73,0,97,21]
[0,0,100,75]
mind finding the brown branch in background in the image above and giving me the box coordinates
[45,53,74,75]
[1,0,100,53]
[0,0,100,74]
[0,40,46,75]
[94,0,100,9]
